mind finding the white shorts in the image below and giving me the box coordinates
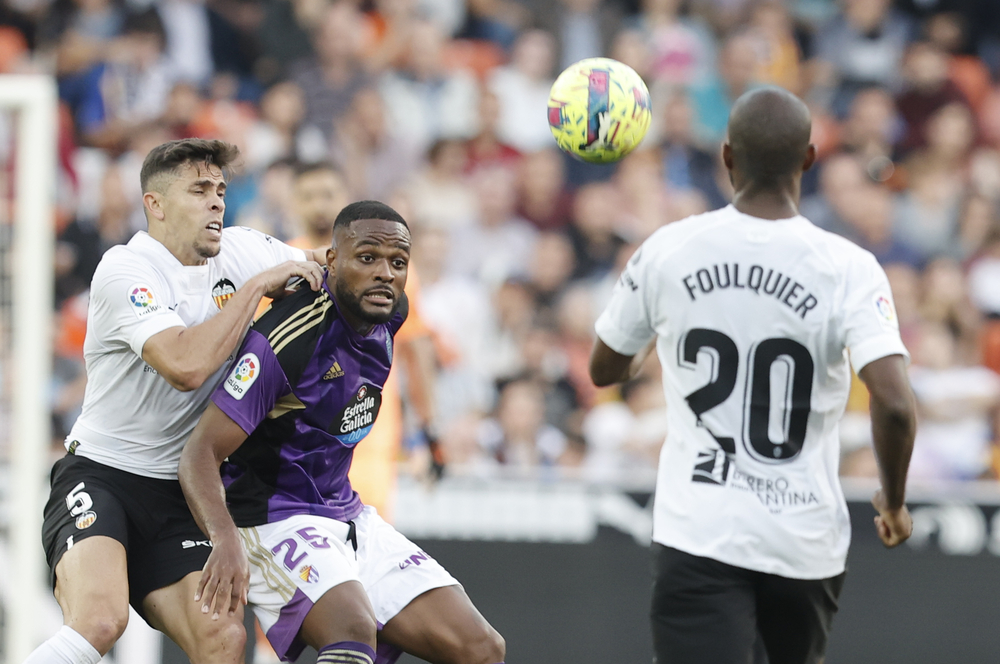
[239,506,459,662]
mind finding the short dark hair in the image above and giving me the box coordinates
[333,200,408,231]
[293,160,344,181]
[123,8,166,42]
[140,139,241,193]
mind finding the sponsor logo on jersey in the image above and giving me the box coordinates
[329,384,382,446]
[225,353,260,400]
[75,511,97,529]
[182,539,213,549]
[299,565,319,583]
[398,551,429,570]
[127,284,161,319]
[323,360,344,380]
[873,294,898,329]
[212,278,237,309]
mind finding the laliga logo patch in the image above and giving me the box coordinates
[75,511,97,530]
[329,384,382,446]
[127,283,161,319]
[299,565,319,583]
[873,294,898,329]
[212,278,236,309]
[224,353,260,400]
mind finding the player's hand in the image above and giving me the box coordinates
[194,532,249,620]
[871,489,913,548]
[253,261,325,300]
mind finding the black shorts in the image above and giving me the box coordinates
[650,544,846,664]
[41,453,213,617]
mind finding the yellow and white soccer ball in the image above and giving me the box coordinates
[547,57,652,164]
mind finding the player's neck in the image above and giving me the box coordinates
[148,226,208,266]
[731,182,801,221]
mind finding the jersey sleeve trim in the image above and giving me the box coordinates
[594,313,655,356]
[849,335,910,374]
[128,311,186,358]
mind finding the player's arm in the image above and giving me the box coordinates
[142,260,323,391]
[590,337,656,387]
[858,354,916,548]
[178,402,250,619]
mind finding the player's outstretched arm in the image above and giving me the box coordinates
[589,337,656,387]
[143,260,324,391]
[178,403,251,620]
[858,354,917,548]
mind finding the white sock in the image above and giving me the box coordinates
[22,625,103,664]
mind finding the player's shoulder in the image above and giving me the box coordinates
[91,237,165,290]
[791,219,881,272]
[252,281,332,341]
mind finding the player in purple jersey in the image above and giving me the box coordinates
[179,201,505,664]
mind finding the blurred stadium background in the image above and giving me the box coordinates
[2,0,1000,661]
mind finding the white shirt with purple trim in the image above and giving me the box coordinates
[595,205,908,579]
[67,227,305,480]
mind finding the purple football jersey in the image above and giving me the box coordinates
[212,280,405,526]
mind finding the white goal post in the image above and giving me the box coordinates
[0,74,57,663]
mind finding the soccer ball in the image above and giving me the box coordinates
[547,57,652,164]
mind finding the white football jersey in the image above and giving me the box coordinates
[67,227,306,480]
[595,205,908,579]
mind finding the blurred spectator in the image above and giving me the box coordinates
[689,31,759,147]
[555,283,599,409]
[526,232,576,318]
[466,87,521,175]
[800,153,871,238]
[908,321,1000,481]
[746,1,801,93]
[516,148,573,231]
[895,41,969,155]
[58,9,175,149]
[401,138,477,230]
[838,86,899,182]
[536,0,621,71]
[488,28,556,153]
[379,18,479,153]
[287,161,350,250]
[43,0,125,74]
[449,167,538,287]
[894,152,964,263]
[658,91,726,210]
[55,164,131,305]
[254,0,320,83]
[629,0,715,89]
[569,182,627,279]
[332,86,422,200]
[918,257,981,364]
[814,0,912,115]
[290,0,371,139]
[235,157,297,239]
[243,80,327,173]
[516,325,579,434]
[478,379,567,469]
[583,374,667,481]
[155,0,253,88]
[924,12,992,113]
[841,185,921,268]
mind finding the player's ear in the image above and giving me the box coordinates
[722,143,733,171]
[803,144,817,172]
[325,247,336,273]
[143,191,165,221]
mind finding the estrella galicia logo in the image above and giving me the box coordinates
[127,283,161,319]
[329,384,382,446]
[212,278,236,309]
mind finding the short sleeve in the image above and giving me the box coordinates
[221,227,308,283]
[211,329,292,435]
[841,252,909,373]
[89,254,186,358]
[594,244,657,356]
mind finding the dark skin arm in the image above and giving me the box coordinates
[177,403,251,619]
[858,354,917,548]
[589,337,657,387]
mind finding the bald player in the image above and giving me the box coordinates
[589,87,917,664]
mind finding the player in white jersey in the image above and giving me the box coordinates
[28,139,325,664]
[590,88,917,664]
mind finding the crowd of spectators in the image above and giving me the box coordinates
[2,0,1000,485]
